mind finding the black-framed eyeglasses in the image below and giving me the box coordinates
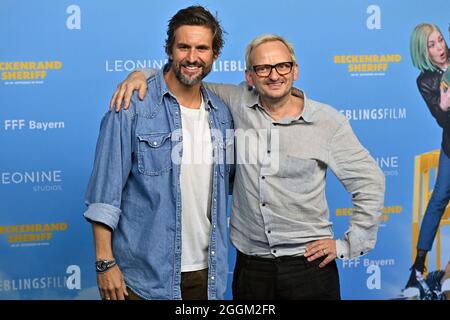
[251,61,294,77]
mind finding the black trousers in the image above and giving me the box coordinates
[181,268,208,300]
[126,268,208,300]
[232,251,341,300]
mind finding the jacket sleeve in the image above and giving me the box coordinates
[328,120,385,260]
[202,82,246,111]
[417,74,450,131]
[137,68,157,80]
[83,104,135,231]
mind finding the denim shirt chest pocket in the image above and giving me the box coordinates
[137,132,172,175]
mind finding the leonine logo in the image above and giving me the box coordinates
[105,58,245,72]
[1,60,63,85]
[1,170,63,192]
[333,54,401,77]
[0,222,68,247]
[375,155,400,177]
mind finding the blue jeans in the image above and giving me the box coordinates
[417,150,450,251]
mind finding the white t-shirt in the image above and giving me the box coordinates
[179,99,213,272]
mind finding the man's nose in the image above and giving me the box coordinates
[187,49,198,63]
[268,67,280,80]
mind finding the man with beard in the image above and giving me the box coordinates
[84,6,233,300]
[110,33,385,299]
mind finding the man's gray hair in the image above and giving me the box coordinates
[245,34,297,71]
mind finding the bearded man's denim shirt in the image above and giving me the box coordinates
[84,68,234,299]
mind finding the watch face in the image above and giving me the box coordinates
[96,260,115,272]
[96,261,107,272]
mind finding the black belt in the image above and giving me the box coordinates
[237,250,308,263]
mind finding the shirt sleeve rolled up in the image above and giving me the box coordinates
[83,105,135,231]
[328,120,385,260]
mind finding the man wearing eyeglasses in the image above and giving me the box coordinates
[109,34,385,299]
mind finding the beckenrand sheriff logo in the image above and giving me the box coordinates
[0,222,69,247]
[1,61,63,85]
[336,205,403,225]
[333,54,402,77]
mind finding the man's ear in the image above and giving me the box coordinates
[245,70,254,87]
[293,63,299,81]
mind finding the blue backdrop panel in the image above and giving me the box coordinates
[0,0,449,299]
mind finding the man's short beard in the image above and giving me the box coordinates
[176,69,204,86]
[173,61,212,86]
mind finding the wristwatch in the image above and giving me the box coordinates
[95,259,117,273]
